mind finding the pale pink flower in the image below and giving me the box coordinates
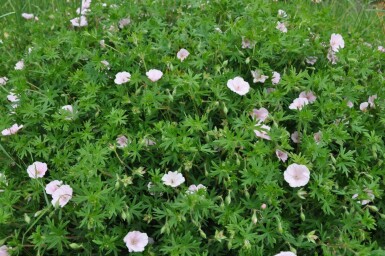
[177,48,190,62]
[114,71,131,85]
[162,171,185,187]
[81,0,92,9]
[254,124,271,140]
[347,101,354,108]
[284,164,310,187]
[0,77,8,85]
[289,97,309,110]
[291,131,300,143]
[261,203,267,210]
[70,16,88,27]
[272,72,281,85]
[352,189,374,205]
[327,48,338,64]
[227,76,250,96]
[274,252,296,256]
[299,91,316,103]
[251,70,269,83]
[276,21,287,33]
[378,46,385,53]
[314,131,322,144]
[278,9,287,18]
[251,108,269,122]
[305,56,318,65]
[146,69,163,82]
[7,92,19,103]
[100,60,110,69]
[27,161,48,179]
[45,180,63,195]
[276,149,288,162]
[51,184,73,207]
[123,231,149,252]
[22,13,35,20]
[2,123,23,136]
[241,37,255,49]
[15,60,24,70]
[187,184,206,193]
[360,102,369,112]
[368,95,377,108]
[76,7,90,15]
[0,245,9,256]
[119,18,131,29]
[330,33,344,52]
[116,135,129,148]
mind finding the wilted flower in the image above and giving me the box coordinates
[70,16,88,27]
[100,39,106,48]
[1,123,23,136]
[61,105,74,120]
[330,33,344,52]
[271,72,281,85]
[313,131,322,144]
[187,184,206,193]
[22,13,35,20]
[278,9,287,18]
[116,135,129,148]
[299,91,316,103]
[274,252,297,256]
[284,164,310,187]
[254,124,271,140]
[251,70,269,83]
[352,189,375,205]
[162,171,185,187]
[327,48,338,64]
[276,149,288,162]
[119,18,131,28]
[15,60,24,70]
[45,180,63,195]
[289,97,309,110]
[123,231,149,252]
[368,95,377,108]
[0,77,8,85]
[100,60,110,69]
[360,102,369,112]
[227,76,250,96]
[305,56,318,65]
[276,21,287,33]
[146,69,163,82]
[114,71,131,85]
[177,48,190,61]
[51,185,73,207]
[144,138,156,146]
[241,37,255,49]
[266,87,276,94]
[27,161,48,179]
[0,245,9,256]
[291,131,300,143]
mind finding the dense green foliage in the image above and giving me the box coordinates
[1,0,385,255]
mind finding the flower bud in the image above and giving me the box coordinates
[252,211,258,224]
[261,203,267,210]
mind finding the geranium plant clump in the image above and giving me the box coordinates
[0,0,385,255]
